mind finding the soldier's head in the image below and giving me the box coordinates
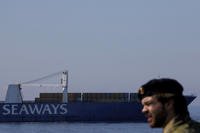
[138,78,189,128]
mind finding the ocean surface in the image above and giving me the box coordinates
[0,106,199,133]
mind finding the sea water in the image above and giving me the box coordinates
[0,122,162,133]
[0,106,199,133]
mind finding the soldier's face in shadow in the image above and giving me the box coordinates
[141,96,168,128]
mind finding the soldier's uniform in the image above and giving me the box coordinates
[163,116,200,133]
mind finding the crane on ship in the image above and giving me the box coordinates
[5,70,68,103]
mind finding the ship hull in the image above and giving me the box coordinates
[0,95,195,122]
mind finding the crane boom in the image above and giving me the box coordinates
[20,70,68,88]
[21,83,61,87]
[5,70,69,103]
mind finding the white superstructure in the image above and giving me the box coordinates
[5,84,23,103]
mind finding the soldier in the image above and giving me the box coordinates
[138,78,200,133]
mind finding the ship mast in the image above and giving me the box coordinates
[61,71,68,103]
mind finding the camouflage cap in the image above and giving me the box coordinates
[138,78,184,101]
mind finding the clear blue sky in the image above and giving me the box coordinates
[0,1,200,105]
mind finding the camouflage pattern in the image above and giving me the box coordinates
[163,116,200,133]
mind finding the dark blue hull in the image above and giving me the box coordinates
[0,95,195,122]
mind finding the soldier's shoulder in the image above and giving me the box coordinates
[175,120,200,133]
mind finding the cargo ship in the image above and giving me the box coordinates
[0,71,196,122]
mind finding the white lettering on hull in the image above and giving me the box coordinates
[1,104,68,115]
[19,104,29,114]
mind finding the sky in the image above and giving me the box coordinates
[0,1,200,105]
